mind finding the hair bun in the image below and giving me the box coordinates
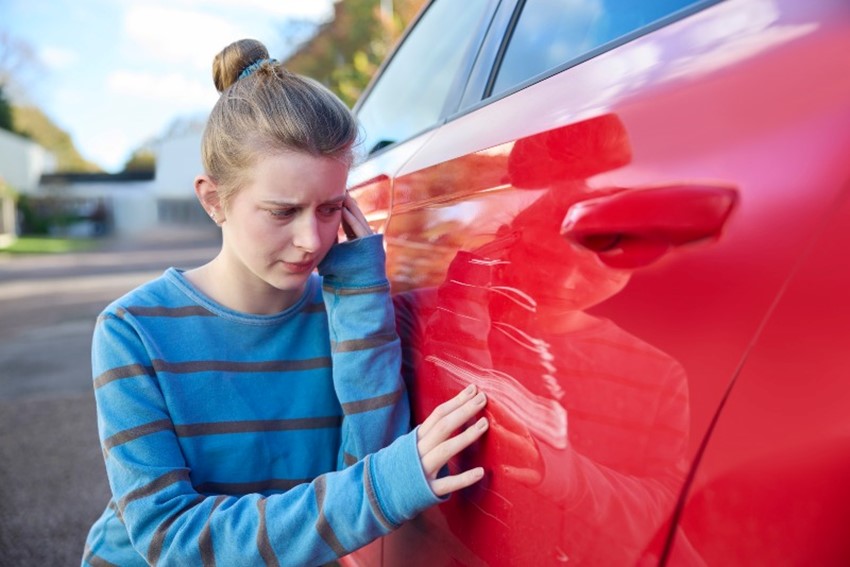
[212,39,270,93]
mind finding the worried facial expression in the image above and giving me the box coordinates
[220,151,349,303]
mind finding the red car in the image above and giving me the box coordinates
[344,0,850,564]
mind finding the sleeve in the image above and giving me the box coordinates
[317,234,411,468]
[91,310,441,566]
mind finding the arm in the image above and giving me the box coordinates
[318,233,409,467]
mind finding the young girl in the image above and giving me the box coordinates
[82,39,488,567]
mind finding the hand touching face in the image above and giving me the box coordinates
[340,192,374,241]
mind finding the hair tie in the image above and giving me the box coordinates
[239,58,277,80]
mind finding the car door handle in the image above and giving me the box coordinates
[561,184,738,268]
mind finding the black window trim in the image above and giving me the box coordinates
[455,0,726,120]
[457,0,523,110]
[482,0,527,99]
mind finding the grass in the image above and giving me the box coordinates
[0,236,97,254]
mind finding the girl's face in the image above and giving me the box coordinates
[220,151,348,306]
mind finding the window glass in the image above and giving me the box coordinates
[355,0,491,158]
[492,0,701,95]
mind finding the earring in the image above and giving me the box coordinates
[209,210,220,225]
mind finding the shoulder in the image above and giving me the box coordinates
[98,268,188,319]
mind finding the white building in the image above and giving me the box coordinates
[0,127,57,191]
[0,128,57,244]
[151,125,207,226]
[0,117,211,240]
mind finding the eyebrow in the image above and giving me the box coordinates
[261,195,346,207]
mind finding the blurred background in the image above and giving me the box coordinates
[0,0,425,244]
[0,1,424,563]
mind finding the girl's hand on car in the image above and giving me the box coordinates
[417,384,489,496]
[341,191,373,240]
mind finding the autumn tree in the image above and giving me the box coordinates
[122,148,156,173]
[12,106,101,172]
[282,0,426,107]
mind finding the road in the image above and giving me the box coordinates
[0,226,220,565]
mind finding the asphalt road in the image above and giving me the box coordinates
[0,226,221,565]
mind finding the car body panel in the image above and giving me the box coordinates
[343,0,850,564]
[668,181,850,564]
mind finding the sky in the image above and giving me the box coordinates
[0,0,336,172]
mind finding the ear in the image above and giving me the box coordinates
[195,174,224,225]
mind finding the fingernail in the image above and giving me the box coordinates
[464,384,476,396]
[477,417,488,430]
[474,392,486,405]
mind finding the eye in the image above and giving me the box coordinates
[318,204,344,217]
[269,208,298,219]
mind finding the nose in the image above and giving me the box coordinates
[292,213,321,253]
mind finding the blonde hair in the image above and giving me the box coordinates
[202,39,359,207]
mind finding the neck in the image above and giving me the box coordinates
[185,254,305,315]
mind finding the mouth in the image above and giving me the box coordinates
[281,259,315,274]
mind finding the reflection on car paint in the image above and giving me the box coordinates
[351,1,850,564]
[389,114,736,564]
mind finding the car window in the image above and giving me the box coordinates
[491,0,703,96]
[355,0,491,158]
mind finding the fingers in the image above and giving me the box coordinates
[418,387,486,457]
[430,467,485,497]
[416,385,489,497]
[341,192,373,239]
[419,383,477,438]
[420,415,489,477]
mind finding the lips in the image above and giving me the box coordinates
[281,260,315,274]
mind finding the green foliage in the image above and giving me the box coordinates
[11,105,101,172]
[16,194,80,235]
[0,85,12,131]
[284,0,426,107]
[123,148,156,173]
[0,235,95,254]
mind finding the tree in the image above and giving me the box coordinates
[282,0,426,107]
[122,148,156,173]
[0,85,12,132]
[12,106,101,172]
[0,30,40,104]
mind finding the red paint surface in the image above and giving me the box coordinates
[344,0,850,564]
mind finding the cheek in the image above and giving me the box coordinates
[320,217,342,245]
[243,216,287,252]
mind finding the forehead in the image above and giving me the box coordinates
[241,151,349,202]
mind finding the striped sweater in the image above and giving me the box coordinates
[83,235,441,567]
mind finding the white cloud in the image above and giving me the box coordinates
[39,46,78,70]
[120,0,333,70]
[177,0,333,20]
[106,70,218,109]
[123,5,249,70]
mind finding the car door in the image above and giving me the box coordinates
[342,1,499,565]
[348,0,850,565]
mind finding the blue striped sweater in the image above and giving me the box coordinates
[83,235,441,566]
